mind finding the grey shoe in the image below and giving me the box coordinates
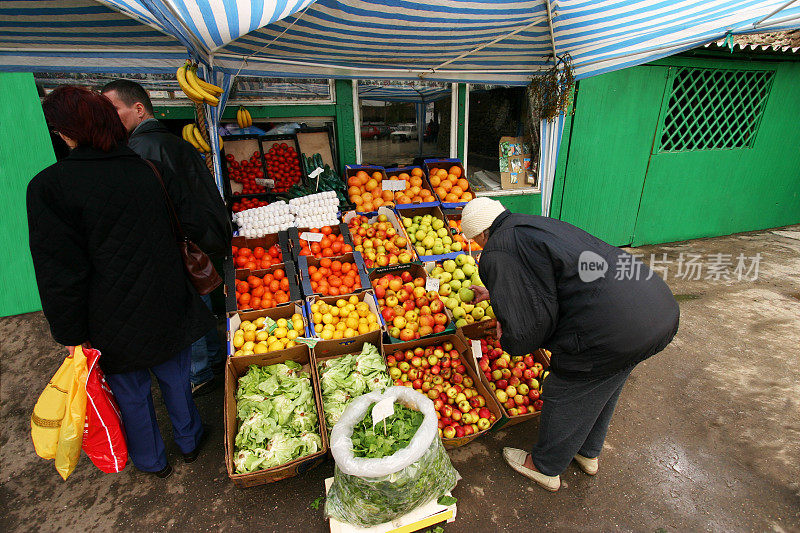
[574,453,598,475]
[502,447,560,492]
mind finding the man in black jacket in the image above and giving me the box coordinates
[460,197,679,492]
[102,80,231,396]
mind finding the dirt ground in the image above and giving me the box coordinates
[2,225,799,532]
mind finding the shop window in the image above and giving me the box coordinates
[658,67,774,152]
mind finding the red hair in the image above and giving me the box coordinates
[42,86,127,152]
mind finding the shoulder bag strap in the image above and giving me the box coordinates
[143,159,186,241]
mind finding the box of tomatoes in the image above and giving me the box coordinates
[297,252,371,299]
[423,159,475,208]
[287,223,354,263]
[221,134,269,198]
[231,262,302,312]
[231,232,291,270]
[260,135,306,194]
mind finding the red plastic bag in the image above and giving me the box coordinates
[82,348,128,473]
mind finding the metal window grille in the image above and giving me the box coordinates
[658,67,774,152]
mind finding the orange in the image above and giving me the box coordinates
[451,185,463,196]
[352,194,364,205]
[382,190,394,201]
[365,179,378,192]
[445,193,459,202]
[429,175,441,187]
[436,187,447,198]
[372,171,383,181]
[461,191,473,201]
[440,180,453,192]
[373,198,384,208]
[408,185,421,197]
[447,173,458,183]
[362,201,374,212]
[348,185,361,197]
[436,168,448,178]
[449,166,462,177]
[398,173,410,180]
[410,176,422,187]
[356,170,369,181]
[411,168,423,177]
[457,178,469,190]
[348,176,361,187]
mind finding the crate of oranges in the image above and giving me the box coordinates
[383,166,438,207]
[424,159,474,208]
[227,303,308,357]
[306,291,385,344]
[346,165,396,214]
[298,252,371,298]
[234,263,301,311]
[232,233,290,271]
[288,224,354,261]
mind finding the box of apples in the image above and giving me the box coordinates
[384,333,503,448]
[343,207,417,270]
[470,332,552,430]
[369,263,456,343]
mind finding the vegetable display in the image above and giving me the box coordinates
[318,343,391,430]
[233,361,322,474]
[325,387,458,528]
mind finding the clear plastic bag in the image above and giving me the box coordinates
[325,387,458,527]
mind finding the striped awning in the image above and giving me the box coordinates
[2,1,799,83]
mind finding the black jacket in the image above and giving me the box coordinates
[479,211,679,380]
[129,119,231,258]
[27,145,215,374]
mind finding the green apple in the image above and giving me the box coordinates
[431,218,444,230]
[422,235,435,249]
[442,260,457,273]
[477,300,489,309]
[471,274,483,286]
[449,279,462,292]
[471,307,485,320]
[451,242,463,252]
[455,254,468,267]
[464,314,475,324]
[432,244,445,255]
[458,287,475,302]
[462,303,475,314]
[437,227,449,238]
[439,284,452,297]
[461,264,476,277]
[402,217,412,227]
[452,306,466,319]
[455,318,468,328]
[445,297,459,310]
[431,266,444,276]
[486,306,495,319]
[416,245,426,256]
[442,235,453,246]
[414,229,426,241]
[439,271,452,283]
[452,269,466,281]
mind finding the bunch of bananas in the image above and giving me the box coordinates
[183,123,223,153]
[236,107,253,128]
[176,60,222,106]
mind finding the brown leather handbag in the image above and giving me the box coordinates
[145,160,222,295]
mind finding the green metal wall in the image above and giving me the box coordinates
[0,73,55,316]
[553,54,800,246]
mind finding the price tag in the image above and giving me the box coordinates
[471,340,482,374]
[257,317,278,334]
[300,232,324,242]
[425,277,440,292]
[255,178,274,187]
[308,167,324,180]
[382,179,407,192]
[371,397,395,427]
[295,337,319,348]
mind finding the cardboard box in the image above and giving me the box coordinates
[221,134,269,199]
[394,205,464,263]
[231,261,301,312]
[383,166,438,208]
[296,126,335,170]
[305,290,386,343]
[498,136,539,192]
[462,324,550,430]
[297,252,371,298]
[342,206,418,269]
[226,301,308,357]
[422,158,474,208]
[344,166,388,216]
[383,333,503,448]
[224,344,328,487]
[288,223,353,262]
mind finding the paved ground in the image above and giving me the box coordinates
[2,225,799,532]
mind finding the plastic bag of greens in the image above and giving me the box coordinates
[325,387,458,527]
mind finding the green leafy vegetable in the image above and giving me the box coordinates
[350,403,424,458]
[233,362,321,474]
[437,495,457,506]
[318,343,392,431]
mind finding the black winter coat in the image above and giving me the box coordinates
[479,211,679,380]
[129,120,231,258]
[27,145,215,374]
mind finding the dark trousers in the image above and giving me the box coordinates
[531,365,633,476]
[105,347,203,472]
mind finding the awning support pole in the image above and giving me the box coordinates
[753,0,798,28]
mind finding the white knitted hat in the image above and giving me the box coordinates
[460,197,507,239]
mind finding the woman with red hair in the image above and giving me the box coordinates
[27,86,214,478]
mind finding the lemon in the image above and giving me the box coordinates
[241,321,256,332]
[268,341,283,352]
[277,318,288,328]
[310,303,320,314]
[286,340,296,348]
[359,317,368,325]
[292,313,303,323]
[313,312,323,325]
[254,317,266,328]
[273,327,288,339]
[314,324,323,334]
[367,314,378,324]
[234,349,243,357]
[346,317,360,330]
[344,328,357,338]
[256,330,269,342]
[280,337,290,346]
[242,341,255,352]
[242,349,254,356]
[324,323,335,332]
[322,313,334,325]
[254,343,269,354]
[287,329,299,340]
[321,329,333,340]
[332,330,344,340]
[336,298,346,308]
[292,320,304,332]
[358,323,370,335]
[330,307,340,317]
[335,321,347,332]
[349,295,359,305]
[233,335,245,348]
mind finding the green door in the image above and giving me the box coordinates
[557,66,667,245]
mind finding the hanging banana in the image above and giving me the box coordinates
[194,73,223,97]
[245,108,252,127]
[176,61,205,104]
[182,123,203,151]
[185,65,219,106]
[192,124,212,152]
[236,107,252,128]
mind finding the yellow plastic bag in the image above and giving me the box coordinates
[31,346,89,480]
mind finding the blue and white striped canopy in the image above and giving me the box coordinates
[2,1,799,83]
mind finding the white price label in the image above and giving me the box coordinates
[383,179,407,192]
[255,178,274,187]
[300,231,324,242]
[425,277,440,292]
[371,397,395,427]
[471,340,482,374]
[308,167,324,179]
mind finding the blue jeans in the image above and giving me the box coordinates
[190,294,223,385]
[105,347,203,472]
